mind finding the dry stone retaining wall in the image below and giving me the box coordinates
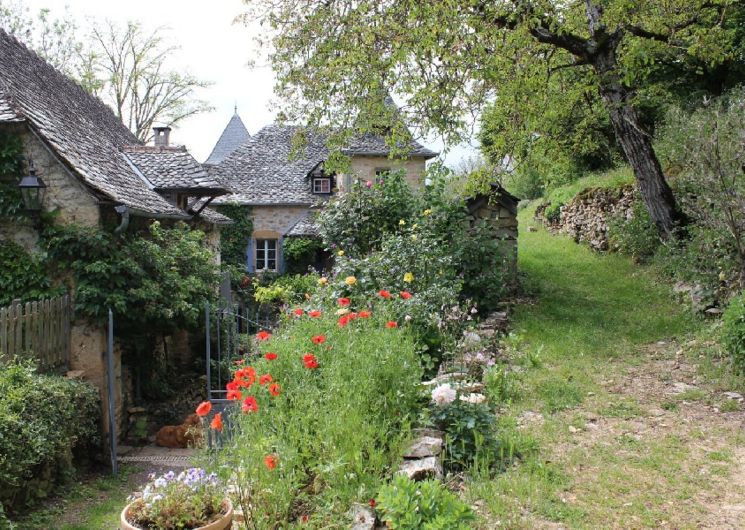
[536,185,636,251]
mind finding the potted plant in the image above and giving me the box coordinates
[120,468,233,530]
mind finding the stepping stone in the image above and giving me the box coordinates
[398,457,443,481]
[349,503,376,530]
[403,437,443,459]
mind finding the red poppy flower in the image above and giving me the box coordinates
[256,330,272,341]
[226,380,239,392]
[400,291,412,300]
[386,320,398,329]
[311,335,326,345]
[359,310,372,318]
[226,389,242,401]
[264,352,277,361]
[293,308,304,316]
[195,401,212,417]
[378,289,391,299]
[369,499,377,508]
[338,315,349,327]
[309,310,322,318]
[264,454,277,470]
[210,412,223,432]
[269,382,281,397]
[338,297,351,307]
[301,515,309,523]
[259,373,273,385]
[348,312,358,320]
[235,367,256,387]
[241,396,258,413]
[303,353,319,369]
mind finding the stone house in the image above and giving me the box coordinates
[0,28,231,439]
[207,113,438,273]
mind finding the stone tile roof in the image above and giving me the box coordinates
[342,132,438,159]
[214,123,438,206]
[204,112,250,165]
[285,211,319,237]
[0,92,23,122]
[0,29,187,218]
[123,145,228,193]
[214,125,329,206]
[193,205,233,225]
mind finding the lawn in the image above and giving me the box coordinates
[466,205,745,529]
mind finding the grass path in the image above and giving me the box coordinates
[468,207,745,529]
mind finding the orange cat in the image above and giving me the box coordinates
[155,413,203,448]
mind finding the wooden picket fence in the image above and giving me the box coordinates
[0,294,71,372]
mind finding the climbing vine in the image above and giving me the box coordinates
[0,131,26,221]
[214,203,253,269]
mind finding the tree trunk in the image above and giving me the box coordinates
[592,49,686,238]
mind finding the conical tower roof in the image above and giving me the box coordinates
[205,109,250,165]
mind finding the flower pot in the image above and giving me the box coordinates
[120,498,233,530]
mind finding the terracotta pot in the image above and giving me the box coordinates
[120,499,233,530]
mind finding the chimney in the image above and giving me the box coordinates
[153,126,171,147]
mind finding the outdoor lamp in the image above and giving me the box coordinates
[18,160,47,211]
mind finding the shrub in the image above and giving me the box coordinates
[607,198,660,262]
[0,361,100,514]
[0,241,61,306]
[212,295,422,527]
[282,236,324,273]
[722,292,745,372]
[376,475,475,530]
[430,398,503,471]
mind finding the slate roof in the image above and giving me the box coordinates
[342,132,438,159]
[285,211,320,237]
[0,29,187,218]
[204,112,250,165]
[214,125,329,206]
[123,145,228,193]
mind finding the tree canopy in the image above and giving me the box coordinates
[241,0,742,236]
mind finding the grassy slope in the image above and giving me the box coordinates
[467,204,745,528]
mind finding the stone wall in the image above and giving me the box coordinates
[252,205,310,236]
[22,128,101,226]
[341,155,427,191]
[536,185,636,251]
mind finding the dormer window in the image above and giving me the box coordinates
[313,177,331,194]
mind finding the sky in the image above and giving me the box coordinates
[21,0,481,167]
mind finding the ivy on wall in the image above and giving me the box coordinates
[214,203,253,269]
[0,131,26,221]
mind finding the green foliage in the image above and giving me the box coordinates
[430,399,503,471]
[214,300,422,526]
[214,204,253,270]
[0,131,26,221]
[608,199,660,263]
[317,171,416,256]
[0,241,60,306]
[282,236,324,273]
[376,475,475,530]
[0,360,99,514]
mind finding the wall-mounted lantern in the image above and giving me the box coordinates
[18,160,47,212]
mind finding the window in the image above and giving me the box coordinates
[255,239,277,271]
[313,177,331,194]
[374,168,391,183]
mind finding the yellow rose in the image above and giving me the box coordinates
[399,219,406,226]
[403,272,414,283]
[337,250,345,256]
[318,277,328,286]
[344,275,357,286]
[410,234,417,241]
[422,209,432,216]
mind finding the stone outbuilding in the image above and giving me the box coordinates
[466,183,520,275]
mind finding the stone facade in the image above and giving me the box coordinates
[342,155,428,191]
[253,205,310,237]
[22,129,101,226]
